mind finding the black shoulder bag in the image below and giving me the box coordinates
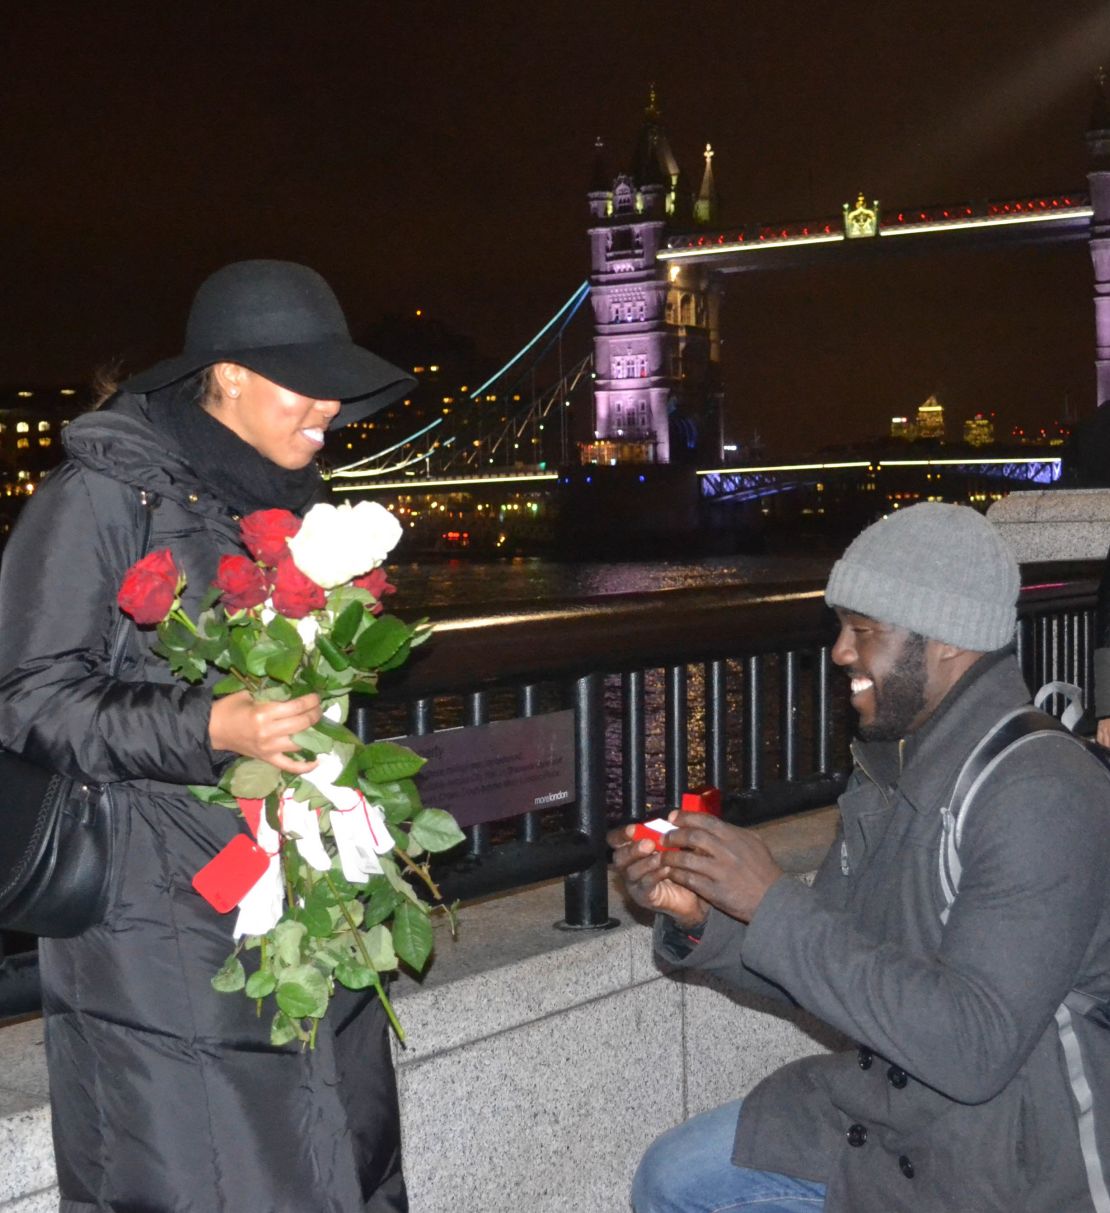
[0,488,158,938]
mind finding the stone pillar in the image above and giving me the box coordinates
[1087,71,1110,407]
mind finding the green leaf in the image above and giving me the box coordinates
[331,600,365,649]
[211,955,246,993]
[245,970,277,999]
[271,920,307,966]
[323,694,349,726]
[188,783,238,808]
[229,759,282,799]
[378,641,411,673]
[409,620,434,649]
[327,586,373,615]
[362,884,401,929]
[364,779,422,824]
[295,902,333,939]
[180,656,207,683]
[313,716,361,746]
[212,673,248,696]
[363,924,398,972]
[290,725,331,755]
[275,964,329,1019]
[316,633,350,672]
[333,752,362,789]
[265,648,302,684]
[392,901,434,972]
[410,807,465,853]
[265,613,303,653]
[244,638,283,677]
[378,854,420,905]
[359,741,425,783]
[270,1011,298,1047]
[198,584,224,613]
[352,616,410,670]
[334,960,376,990]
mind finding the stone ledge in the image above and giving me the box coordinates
[0,806,841,1212]
[989,488,1110,562]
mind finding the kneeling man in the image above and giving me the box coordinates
[612,502,1110,1213]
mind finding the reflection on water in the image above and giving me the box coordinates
[388,553,832,613]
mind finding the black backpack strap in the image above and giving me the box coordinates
[938,706,1067,922]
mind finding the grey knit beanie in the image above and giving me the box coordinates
[825,503,1019,651]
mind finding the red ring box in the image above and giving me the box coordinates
[631,819,679,853]
[681,786,721,816]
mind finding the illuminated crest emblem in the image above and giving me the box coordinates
[843,193,880,238]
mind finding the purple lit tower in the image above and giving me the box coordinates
[586,91,723,466]
[1088,68,1110,408]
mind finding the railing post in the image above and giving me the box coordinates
[562,672,614,929]
[780,650,799,782]
[815,645,832,776]
[665,664,688,807]
[705,659,727,797]
[745,654,764,792]
[622,670,646,820]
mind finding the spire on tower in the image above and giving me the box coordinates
[1092,66,1110,133]
[589,136,610,193]
[694,142,718,226]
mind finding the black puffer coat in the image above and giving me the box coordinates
[0,394,406,1213]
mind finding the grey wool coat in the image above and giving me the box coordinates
[0,394,406,1213]
[658,651,1110,1212]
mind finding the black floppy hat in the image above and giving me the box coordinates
[122,260,416,425]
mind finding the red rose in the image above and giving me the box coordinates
[214,555,269,611]
[271,554,326,619]
[118,548,180,625]
[353,566,396,615]
[240,510,301,567]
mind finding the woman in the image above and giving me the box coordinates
[0,261,416,1212]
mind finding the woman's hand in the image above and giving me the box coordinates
[607,820,709,930]
[208,690,322,774]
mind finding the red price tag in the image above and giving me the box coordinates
[192,834,270,913]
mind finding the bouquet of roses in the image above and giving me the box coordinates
[117,500,463,1048]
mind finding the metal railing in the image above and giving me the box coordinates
[0,567,1101,1018]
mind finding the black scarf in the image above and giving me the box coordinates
[147,376,322,515]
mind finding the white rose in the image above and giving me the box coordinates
[286,501,403,589]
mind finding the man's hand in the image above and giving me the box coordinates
[660,811,784,924]
[209,690,322,775]
[1097,717,1110,749]
[607,820,708,930]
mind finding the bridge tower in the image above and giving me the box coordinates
[1088,68,1110,408]
[586,92,723,466]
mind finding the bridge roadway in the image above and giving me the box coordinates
[328,453,1061,501]
[660,191,1093,273]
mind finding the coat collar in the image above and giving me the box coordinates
[61,392,238,523]
[851,649,1031,812]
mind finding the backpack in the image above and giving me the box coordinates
[939,681,1110,1211]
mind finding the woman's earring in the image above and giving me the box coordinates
[228,388,240,398]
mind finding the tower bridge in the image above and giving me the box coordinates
[331,80,1110,547]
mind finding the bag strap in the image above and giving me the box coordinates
[938,706,1065,922]
[937,685,1110,1211]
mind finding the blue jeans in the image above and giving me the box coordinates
[631,1099,826,1212]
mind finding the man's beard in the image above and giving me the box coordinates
[858,633,928,742]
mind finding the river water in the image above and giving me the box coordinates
[386,552,832,613]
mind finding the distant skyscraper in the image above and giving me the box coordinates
[890,415,914,441]
[915,394,945,440]
[963,413,994,447]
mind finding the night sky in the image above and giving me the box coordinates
[5,1,1110,453]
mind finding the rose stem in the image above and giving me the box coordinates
[323,871,405,1042]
